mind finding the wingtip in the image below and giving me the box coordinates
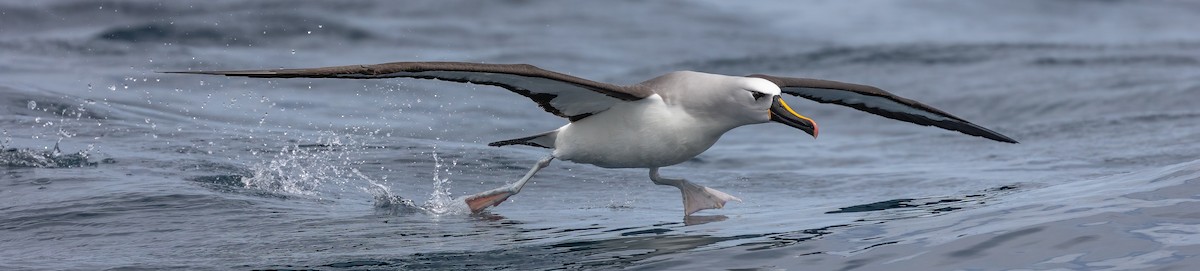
[986,133,1019,144]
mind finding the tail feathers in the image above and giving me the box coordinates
[488,130,557,149]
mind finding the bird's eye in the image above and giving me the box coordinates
[751,91,768,100]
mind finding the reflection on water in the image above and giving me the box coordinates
[683,215,727,226]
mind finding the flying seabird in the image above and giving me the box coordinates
[166,62,1016,215]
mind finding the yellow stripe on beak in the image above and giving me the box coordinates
[769,96,819,138]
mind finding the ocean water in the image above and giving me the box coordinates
[2,1,1199,270]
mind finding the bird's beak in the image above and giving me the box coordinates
[769,96,818,138]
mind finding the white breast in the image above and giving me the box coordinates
[551,95,729,168]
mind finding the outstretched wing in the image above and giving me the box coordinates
[165,62,653,121]
[748,74,1017,143]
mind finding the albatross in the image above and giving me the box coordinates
[166,62,1016,215]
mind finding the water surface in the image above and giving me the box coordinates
[2,1,1200,270]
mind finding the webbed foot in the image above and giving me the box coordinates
[677,181,742,216]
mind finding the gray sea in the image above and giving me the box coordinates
[3,1,1200,270]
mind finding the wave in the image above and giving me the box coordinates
[1030,54,1199,67]
[661,42,1200,75]
[95,14,375,46]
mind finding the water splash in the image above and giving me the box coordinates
[1,144,96,168]
[421,150,460,214]
[240,144,323,196]
[362,168,420,215]
[367,148,468,216]
[240,133,360,197]
[366,176,412,207]
[51,140,62,158]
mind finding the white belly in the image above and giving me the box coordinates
[552,95,728,168]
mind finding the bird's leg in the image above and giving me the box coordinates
[649,168,742,216]
[463,155,555,213]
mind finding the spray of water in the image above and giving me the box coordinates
[236,130,471,215]
[366,147,469,215]
[362,167,418,214]
[5,97,101,168]
[240,132,359,197]
[421,150,459,214]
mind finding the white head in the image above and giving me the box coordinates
[645,71,817,137]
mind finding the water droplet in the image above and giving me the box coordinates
[27,101,36,110]
[291,49,296,54]
[107,85,117,91]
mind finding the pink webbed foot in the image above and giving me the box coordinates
[679,182,742,216]
[464,190,515,213]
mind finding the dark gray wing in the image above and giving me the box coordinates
[748,74,1017,143]
[165,62,653,121]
